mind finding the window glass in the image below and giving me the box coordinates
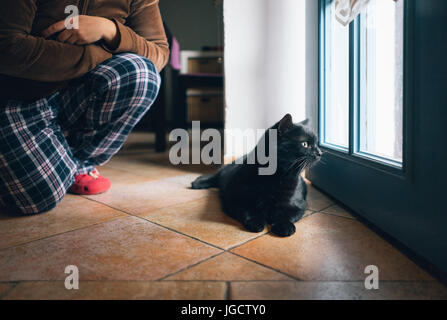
[358,0,404,163]
[321,0,350,149]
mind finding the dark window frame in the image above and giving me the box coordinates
[318,0,414,181]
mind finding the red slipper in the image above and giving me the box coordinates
[69,169,111,195]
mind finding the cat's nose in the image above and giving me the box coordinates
[316,148,323,157]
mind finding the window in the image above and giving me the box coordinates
[320,0,404,167]
[321,1,350,150]
[359,0,404,163]
[312,0,447,278]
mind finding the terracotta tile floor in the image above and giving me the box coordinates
[0,133,446,300]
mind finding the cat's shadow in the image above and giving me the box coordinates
[194,189,250,232]
[191,188,294,237]
[0,206,25,218]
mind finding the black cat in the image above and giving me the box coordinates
[191,114,322,237]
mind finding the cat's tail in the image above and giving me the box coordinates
[191,173,218,189]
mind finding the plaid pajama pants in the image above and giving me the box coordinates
[0,53,160,214]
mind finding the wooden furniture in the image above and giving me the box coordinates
[175,73,224,129]
[187,88,224,123]
[150,48,224,152]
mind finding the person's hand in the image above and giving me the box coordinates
[42,15,118,46]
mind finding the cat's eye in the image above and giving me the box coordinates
[301,141,309,148]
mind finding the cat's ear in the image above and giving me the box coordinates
[298,119,309,126]
[278,114,293,135]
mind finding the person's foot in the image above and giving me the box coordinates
[68,169,111,195]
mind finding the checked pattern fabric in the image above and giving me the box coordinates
[0,53,160,214]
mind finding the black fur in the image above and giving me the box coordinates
[191,114,322,237]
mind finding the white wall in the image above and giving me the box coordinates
[224,0,319,158]
[223,0,269,152]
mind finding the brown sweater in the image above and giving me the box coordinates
[0,0,169,101]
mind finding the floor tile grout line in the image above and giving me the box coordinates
[228,213,437,285]
[0,215,126,253]
[75,195,333,257]
[228,251,301,282]
[0,279,439,284]
[225,232,270,252]
[0,281,19,299]
[154,231,271,281]
[97,166,198,184]
[314,203,442,284]
[312,203,336,213]
[226,207,435,283]
[3,187,212,251]
[80,195,136,215]
[104,165,205,186]
[155,230,276,281]
[225,281,230,300]
[131,214,225,251]
[2,193,284,281]
[3,142,440,289]
[83,193,211,221]
[156,251,226,281]
[2,217,287,282]
[150,279,444,283]
[318,211,356,220]
[102,164,170,174]
[302,211,318,219]
[159,280,302,283]
[82,197,226,251]
[223,210,322,253]
[4,189,419,286]
[312,206,444,283]
[175,279,441,283]
[0,192,171,251]
[75,181,337,255]
[104,163,200,175]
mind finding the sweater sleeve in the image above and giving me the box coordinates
[0,0,113,82]
[102,0,170,72]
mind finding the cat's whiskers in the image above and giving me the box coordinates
[300,155,320,174]
[284,156,309,176]
[284,158,301,174]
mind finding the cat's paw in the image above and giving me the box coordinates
[271,222,296,237]
[243,218,266,233]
